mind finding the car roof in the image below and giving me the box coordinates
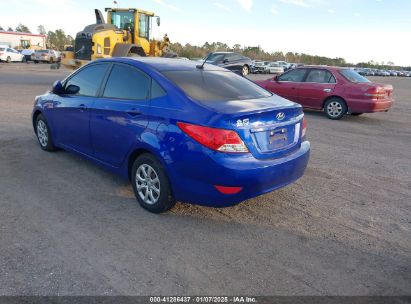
[212,51,236,54]
[108,57,228,72]
[296,65,348,71]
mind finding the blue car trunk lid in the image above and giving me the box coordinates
[231,107,303,159]
[197,96,304,160]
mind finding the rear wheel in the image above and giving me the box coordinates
[6,56,11,63]
[241,65,249,77]
[131,154,175,213]
[324,98,347,120]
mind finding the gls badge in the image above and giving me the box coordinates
[236,119,250,127]
[276,112,285,121]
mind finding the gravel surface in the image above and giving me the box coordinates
[0,63,410,295]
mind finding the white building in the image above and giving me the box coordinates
[0,31,46,49]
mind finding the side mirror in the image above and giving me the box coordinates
[273,75,279,81]
[65,84,80,95]
[52,80,64,95]
[156,17,161,26]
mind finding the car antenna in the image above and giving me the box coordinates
[196,52,212,70]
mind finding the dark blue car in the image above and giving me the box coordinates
[32,57,310,213]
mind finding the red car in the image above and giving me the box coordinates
[255,66,394,120]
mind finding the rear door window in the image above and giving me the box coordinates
[64,63,109,96]
[278,69,307,82]
[102,64,150,100]
[305,69,336,83]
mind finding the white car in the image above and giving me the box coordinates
[267,62,284,74]
[0,46,25,63]
[274,60,291,71]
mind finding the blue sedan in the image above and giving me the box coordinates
[32,57,310,213]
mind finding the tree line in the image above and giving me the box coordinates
[170,41,410,70]
[0,24,73,51]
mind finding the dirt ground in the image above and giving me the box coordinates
[0,62,410,295]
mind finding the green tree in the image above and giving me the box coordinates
[0,25,4,31]
[37,25,46,35]
[47,29,74,51]
[15,23,31,33]
[7,27,13,32]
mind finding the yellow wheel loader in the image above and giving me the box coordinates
[61,8,176,69]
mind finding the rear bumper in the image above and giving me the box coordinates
[348,98,394,113]
[168,141,310,207]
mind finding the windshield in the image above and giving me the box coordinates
[111,11,134,30]
[340,69,370,83]
[255,62,264,66]
[35,50,48,53]
[162,70,272,101]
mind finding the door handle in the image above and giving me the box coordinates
[78,104,87,111]
[323,88,332,93]
[126,109,142,117]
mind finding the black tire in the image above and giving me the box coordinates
[34,60,39,64]
[35,114,56,152]
[351,113,363,116]
[241,65,249,77]
[324,98,347,120]
[131,153,175,213]
[6,56,11,63]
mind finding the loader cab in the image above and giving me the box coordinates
[106,8,156,45]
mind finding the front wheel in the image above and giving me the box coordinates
[241,65,249,77]
[6,56,11,63]
[131,154,175,213]
[35,114,56,151]
[324,98,347,120]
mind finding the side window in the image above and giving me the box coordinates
[306,69,336,83]
[226,53,241,61]
[139,13,149,39]
[151,79,166,99]
[278,69,307,82]
[64,64,109,96]
[103,64,150,100]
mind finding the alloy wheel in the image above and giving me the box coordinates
[242,66,249,77]
[135,164,161,205]
[37,120,48,147]
[326,101,343,118]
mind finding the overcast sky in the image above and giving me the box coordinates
[1,0,410,66]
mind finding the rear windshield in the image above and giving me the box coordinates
[162,70,272,101]
[340,69,370,83]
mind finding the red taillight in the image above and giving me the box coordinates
[365,87,386,99]
[215,185,243,194]
[301,116,307,138]
[177,122,249,153]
